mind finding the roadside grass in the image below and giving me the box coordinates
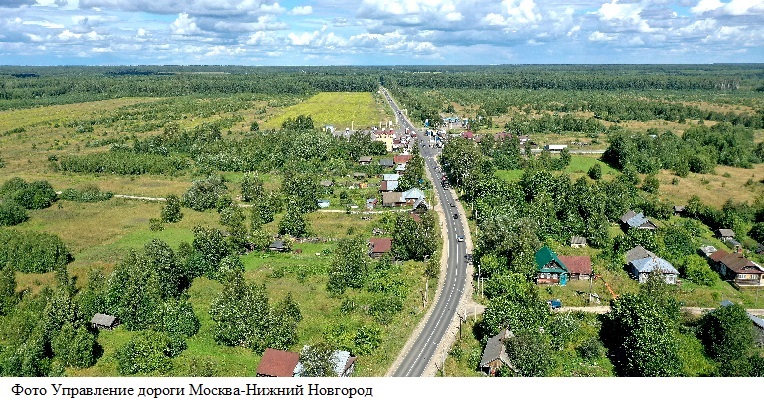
[441,318,485,377]
[263,92,389,130]
[656,163,764,208]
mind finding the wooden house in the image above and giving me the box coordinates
[559,255,592,280]
[620,210,657,231]
[381,192,405,207]
[358,156,372,165]
[709,251,764,288]
[479,329,517,376]
[717,228,736,241]
[534,246,570,286]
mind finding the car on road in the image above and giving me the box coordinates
[449,202,455,207]
[453,213,459,219]
[456,235,464,242]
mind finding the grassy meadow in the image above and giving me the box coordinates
[263,92,392,130]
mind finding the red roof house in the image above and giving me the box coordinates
[256,348,300,377]
[559,255,593,280]
[394,154,412,164]
[369,238,392,258]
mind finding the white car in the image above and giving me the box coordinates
[456,236,464,242]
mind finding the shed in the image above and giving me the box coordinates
[319,180,334,187]
[699,245,718,257]
[317,199,330,209]
[381,192,405,207]
[378,158,394,168]
[570,236,587,248]
[256,348,300,377]
[673,205,685,216]
[359,156,372,165]
[91,313,119,330]
[269,239,289,252]
[717,229,736,241]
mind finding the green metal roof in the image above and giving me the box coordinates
[534,246,569,274]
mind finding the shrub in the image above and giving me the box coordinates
[182,175,228,211]
[0,228,72,273]
[59,185,113,202]
[0,200,28,226]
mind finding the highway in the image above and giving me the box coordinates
[381,87,470,377]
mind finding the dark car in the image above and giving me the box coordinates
[453,213,459,219]
[449,202,455,207]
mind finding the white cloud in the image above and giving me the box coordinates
[588,31,618,41]
[290,5,312,16]
[691,0,724,14]
[171,13,201,36]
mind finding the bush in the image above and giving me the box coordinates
[0,200,28,226]
[681,256,718,286]
[182,175,228,211]
[115,330,177,375]
[0,228,72,273]
[160,194,183,223]
[59,185,113,202]
[0,178,57,210]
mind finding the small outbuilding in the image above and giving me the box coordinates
[91,313,119,330]
[256,348,300,377]
[570,236,587,248]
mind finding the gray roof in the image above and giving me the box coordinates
[480,329,513,369]
[382,173,400,181]
[620,210,637,223]
[269,240,285,249]
[625,245,655,263]
[718,228,736,238]
[570,236,587,245]
[378,158,394,166]
[626,213,648,228]
[631,256,678,275]
[91,313,117,327]
[402,188,425,200]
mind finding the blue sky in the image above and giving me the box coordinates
[0,0,762,65]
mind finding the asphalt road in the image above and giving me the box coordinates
[381,88,470,377]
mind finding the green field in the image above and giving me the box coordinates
[264,92,390,130]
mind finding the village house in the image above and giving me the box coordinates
[709,250,764,288]
[393,154,412,165]
[256,348,300,377]
[624,245,678,284]
[368,238,392,258]
[381,191,406,207]
[559,255,592,280]
[534,246,570,286]
[269,239,289,252]
[620,210,658,231]
[382,173,401,182]
[717,228,736,241]
[395,163,407,174]
[402,188,425,205]
[379,181,399,193]
[479,329,517,376]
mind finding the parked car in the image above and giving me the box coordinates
[547,299,562,310]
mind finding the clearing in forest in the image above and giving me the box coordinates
[264,92,388,130]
